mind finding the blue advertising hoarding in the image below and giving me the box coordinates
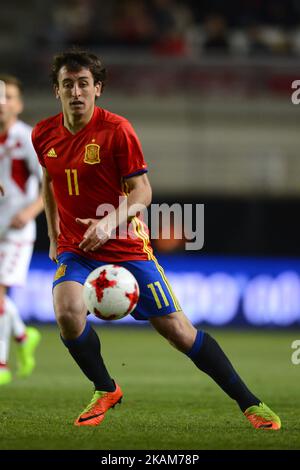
[10,252,300,327]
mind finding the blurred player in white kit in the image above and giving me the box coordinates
[0,75,42,386]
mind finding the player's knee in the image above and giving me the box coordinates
[54,300,85,333]
[165,323,195,353]
[152,312,196,353]
[168,333,191,353]
[55,310,74,329]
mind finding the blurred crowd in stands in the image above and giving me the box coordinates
[41,0,300,56]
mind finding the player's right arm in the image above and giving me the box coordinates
[42,167,59,262]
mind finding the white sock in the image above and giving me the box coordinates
[4,296,26,340]
[0,298,13,366]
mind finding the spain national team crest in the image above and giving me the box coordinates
[84,143,100,164]
[54,263,67,281]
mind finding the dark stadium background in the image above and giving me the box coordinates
[3,0,299,327]
[2,0,300,453]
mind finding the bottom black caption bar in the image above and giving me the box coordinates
[0,450,296,464]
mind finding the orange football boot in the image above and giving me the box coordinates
[75,383,123,426]
[244,402,281,430]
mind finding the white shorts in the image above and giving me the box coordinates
[0,240,33,286]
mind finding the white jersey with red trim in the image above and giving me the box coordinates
[0,120,42,242]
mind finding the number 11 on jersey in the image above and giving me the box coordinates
[65,169,79,196]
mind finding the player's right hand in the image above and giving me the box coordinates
[76,217,111,252]
[49,239,58,262]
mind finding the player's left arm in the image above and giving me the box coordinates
[77,173,152,252]
[9,193,44,229]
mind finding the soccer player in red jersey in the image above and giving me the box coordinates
[32,50,281,429]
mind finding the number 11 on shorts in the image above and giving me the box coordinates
[147,281,170,309]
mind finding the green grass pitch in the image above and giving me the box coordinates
[0,325,299,450]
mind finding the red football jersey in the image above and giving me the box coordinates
[32,106,154,262]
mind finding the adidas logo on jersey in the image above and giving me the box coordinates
[47,148,57,157]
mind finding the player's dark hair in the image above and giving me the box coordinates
[0,74,23,95]
[51,48,107,90]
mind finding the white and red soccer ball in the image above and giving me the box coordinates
[83,265,140,321]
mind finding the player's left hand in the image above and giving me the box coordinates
[76,217,112,252]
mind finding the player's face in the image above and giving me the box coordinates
[55,67,101,118]
[0,84,23,126]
